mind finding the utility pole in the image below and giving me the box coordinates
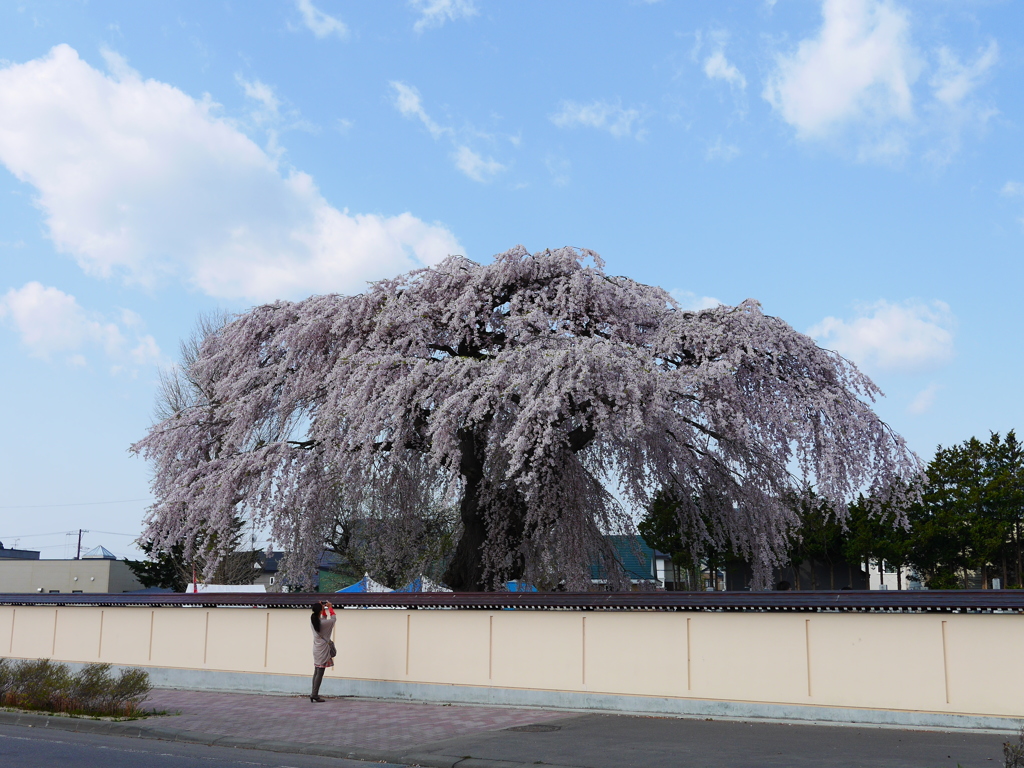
[75,529,89,560]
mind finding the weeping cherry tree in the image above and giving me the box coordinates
[132,246,922,590]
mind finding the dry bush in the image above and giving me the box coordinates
[1005,726,1024,768]
[0,658,151,717]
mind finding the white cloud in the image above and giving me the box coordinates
[295,0,347,39]
[453,145,505,183]
[410,0,478,33]
[763,0,998,164]
[0,282,161,368]
[763,0,920,140]
[389,80,504,183]
[704,50,746,91]
[808,299,955,373]
[0,46,462,301]
[550,100,642,139]
[908,382,939,415]
[671,289,722,311]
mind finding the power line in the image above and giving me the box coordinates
[0,530,137,540]
[0,498,152,510]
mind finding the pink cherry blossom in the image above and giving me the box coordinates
[132,246,922,590]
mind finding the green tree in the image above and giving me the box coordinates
[986,431,1024,587]
[638,490,737,590]
[904,432,1023,589]
[128,516,261,591]
[843,493,913,589]
[125,540,187,591]
[786,489,849,590]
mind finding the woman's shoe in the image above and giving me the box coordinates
[311,696,325,702]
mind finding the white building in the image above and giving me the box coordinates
[0,545,143,594]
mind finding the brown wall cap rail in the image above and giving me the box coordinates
[1,590,1023,612]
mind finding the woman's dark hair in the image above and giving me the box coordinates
[310,603,322,632]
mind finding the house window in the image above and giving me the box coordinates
[72,590,83,593]
[269,576,275,585]
[48,590,60,593]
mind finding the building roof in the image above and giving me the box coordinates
[0,546,41,560]
[81,545,117,560]
[589,535,657,583]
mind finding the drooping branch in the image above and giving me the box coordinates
[133,245,923,591]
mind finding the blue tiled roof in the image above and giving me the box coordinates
[589,535,656,582]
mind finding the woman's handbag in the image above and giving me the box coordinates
[329,640,337,658]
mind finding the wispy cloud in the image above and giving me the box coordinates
[925,40,999,164]
[389,80,505,182]
[294,0,347,40]
[452,146,505,183]
[0,46,461,301]
[390,81,449,140]
[671,289,722,311]
[545,154,571,187]
[808,299,955,373]
[706,136,740,162]
[409,0,478,33]
[236,75,281,124]
[908,382,939,415]
[550,99,643,139]
[0,282,161,370]
[931,41,998,108]
[1001,180,1024,228]
[704,50,746,91]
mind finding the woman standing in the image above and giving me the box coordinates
[310,600,336,703]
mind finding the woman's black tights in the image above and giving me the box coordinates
[311,667,325,700]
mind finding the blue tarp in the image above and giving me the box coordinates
[504,580,537,592]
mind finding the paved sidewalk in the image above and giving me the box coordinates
[145,688,568,753]
[0,688,1015,768]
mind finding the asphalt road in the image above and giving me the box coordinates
[0,724,410,768]
[0,715,1014,768]
[415,713,1012,768]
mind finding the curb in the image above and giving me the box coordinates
[0,710,582,768]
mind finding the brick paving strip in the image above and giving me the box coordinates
[0,689,580,768]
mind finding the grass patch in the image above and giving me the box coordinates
[0,658,152,718]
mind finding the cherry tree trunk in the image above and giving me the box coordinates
[443,428,526,591]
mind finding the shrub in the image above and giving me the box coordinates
[109,668,151,713]
[0,658,151,717]
[0,658,11,699]
[8,659,72,710]
[1005,726,1024,768]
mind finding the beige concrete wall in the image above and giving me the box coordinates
[0,560,142,594]
[1,605,1021,719]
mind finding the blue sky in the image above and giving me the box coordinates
[0,0,1020,559]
